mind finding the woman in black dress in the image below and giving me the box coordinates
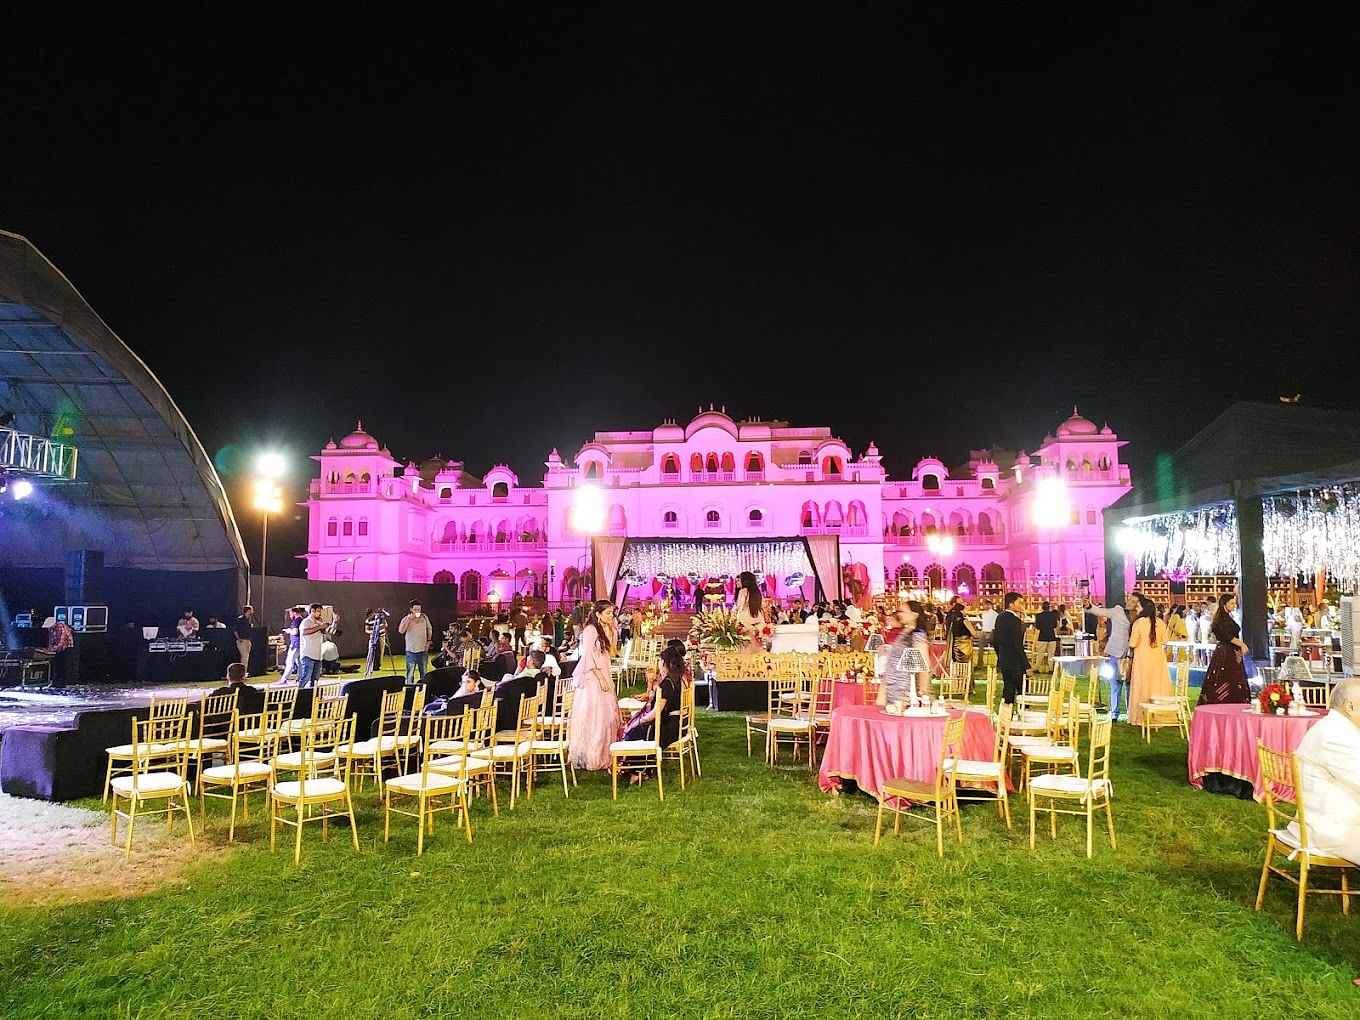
[1198,593,1252,705]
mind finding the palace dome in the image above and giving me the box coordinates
[338,421,379,450]
[1055,406,1099,437]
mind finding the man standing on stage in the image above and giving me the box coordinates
[233,605,256,675]
[398,599,434,684]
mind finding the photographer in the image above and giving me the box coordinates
[363,607,390,677]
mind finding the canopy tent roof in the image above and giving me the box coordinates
[0,229,247,574]
[1109,401,1360,522]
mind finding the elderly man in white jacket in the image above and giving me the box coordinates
[1290,675,1360,864]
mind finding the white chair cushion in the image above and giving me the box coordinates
[768,717,812,731]
[1006,736,1053,750]
[272,751,336,769]
[610,739,659,753]
[536,715,565,727]
[470,742,531,760]
[110,773,186,796]
[385,772,462,793]
[1022,746,1079,761]
[528,740,563,753]
[202,761,273,781]
[428,738,482,754]
[429,755,493,774]
[272,778,347,800]
[617,698,647,712]
[106,742,172,756]
[183,737,230,753]
[945,758,1004,779]
[1028,775,1111,801]
[1140,701,1179,713]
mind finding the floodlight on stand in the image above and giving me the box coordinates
[256,451,287,479]
[12,477,33,500]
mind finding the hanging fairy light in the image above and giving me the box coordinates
[620,540,813,581]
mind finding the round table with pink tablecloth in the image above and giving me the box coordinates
[831,680,866,710]
[1188,703,1325,801]
[818,704,998,799]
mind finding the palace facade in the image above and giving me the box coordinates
[302,407,1132,604]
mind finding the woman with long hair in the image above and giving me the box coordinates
[1197,593,1252,705]
[568,599,621,770]
[734,570,767,652]
[619,645,685,782]
[1127,593,1172,725]
[879,600,931,706]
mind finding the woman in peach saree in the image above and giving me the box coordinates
[1127,593,1172,726]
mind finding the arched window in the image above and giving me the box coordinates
[720,452,735,473]
[433,570,454,585]
[706,453,719,473]
[748,508,764,525]
[459,570,482,601]
[1098,455,1111,471]
[358,517,369,537]
[921,473,940,492]
[584,462,601,479]
[800,501,819,528]
[608,505,627,533]
[745,452,762,473]
[847,501,866,527]
[1066,458,1077,471]
[359,471,371,484]
[981,476,996,490]
[823,501,844,527]
[1086,508,1098,525]
[439,486,452,500]
[822,456,842,475]
[690,452,703,473]
[342,518,353,537]
[492,481,509,498]
[662,510,678,529]
[797,450,813,466]
[705,509,721,526]
[977,511,995,536]
[662,454,679,474]
[982,562,1006,583]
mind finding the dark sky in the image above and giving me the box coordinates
[3,6,1358,572]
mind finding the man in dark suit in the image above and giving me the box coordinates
[492,650,545,732]
[993,592,1030,706]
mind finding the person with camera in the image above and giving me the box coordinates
[363,607,390,677]
[297,603,327,689]
[398,599,434,684]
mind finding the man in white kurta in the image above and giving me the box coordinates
[1290,676,1360,865]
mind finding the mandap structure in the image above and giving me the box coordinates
[0,229,247,641]
[1105,401,1360,660]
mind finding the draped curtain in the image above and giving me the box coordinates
[592,536,628,603]
[803,535,842,601]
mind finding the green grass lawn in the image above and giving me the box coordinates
[2,709,1358,1018]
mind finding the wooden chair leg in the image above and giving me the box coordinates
[1296,858,1309,941]
[873,802,885,846]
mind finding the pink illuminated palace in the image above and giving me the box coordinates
[303,407,1132,604]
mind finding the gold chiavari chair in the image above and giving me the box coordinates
[109,716,195,857]
[609,693,667,801]
[104,696,190,803]
[430,700,501,816]
[238,686,299,754]
[949,703,1013,828]
[1028,715,1115,858]
[179,691,237,768]
[269,715,359,864]
[199,710,280,841]
[523,688,576,799]
[344,687,423,789]
[1298,682,1331,709]
[1254,739,1357,939]
[273,696,350,779]
[875,713,965,857]
[936,661,972,706]
[1140,661,1189,742]
[748,677,792,759]
[663,684,701,789]
[469,693,541,809]
[1017,667,1055,712]
[766,678,819,769]
[385,712,474,854]
[1018,692,1082,792]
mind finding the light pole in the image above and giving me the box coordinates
[252,454,285,622]
[926,532,955,602]
[1031,477,1070,602]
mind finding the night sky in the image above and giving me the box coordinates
[3,7,1357,573]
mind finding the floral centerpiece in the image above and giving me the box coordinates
[688,608,749,650]
[1258,683,1293,715]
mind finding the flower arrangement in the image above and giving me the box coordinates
[689,609,749,649]
[1258,683,1293,715]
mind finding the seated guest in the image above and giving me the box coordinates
[205,616,227,629]
[428,669,486,717]
[620,645,684,783]
[538,635,562,678]
[485,635,518,683]
[321,638,341,675]
[1292,676,1360,865]
[210,662,265,715]
[492,651,545,732]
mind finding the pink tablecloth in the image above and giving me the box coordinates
[1188,703,1324,801]
[831,681,865,710]
[818,705,997,799]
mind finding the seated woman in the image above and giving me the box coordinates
[620,645,684,782]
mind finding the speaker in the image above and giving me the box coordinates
[65,549,106,604]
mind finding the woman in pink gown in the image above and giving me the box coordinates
[569,600,621,770]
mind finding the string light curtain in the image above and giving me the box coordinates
[619,540,812,580]
[1127,484,1360,592]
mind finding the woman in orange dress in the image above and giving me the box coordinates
[1127,593,1172,726]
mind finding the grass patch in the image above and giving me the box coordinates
[1,711,1357,1017]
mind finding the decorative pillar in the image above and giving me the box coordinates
[1234,489,1269,660]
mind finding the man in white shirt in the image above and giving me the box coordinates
[297,603,327,689]
[979,601,999,637]
[398,599,434,684]
[1291,676,1360,865]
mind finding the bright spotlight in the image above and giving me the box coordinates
[256,451,287,479]
[571,484,606,534]
[1031,477,1071,529]
[1098,661,1115,680]
[12,478,34,500]
[1115,527,1142,555]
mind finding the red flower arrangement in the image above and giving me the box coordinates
[761,624,773,637]
[1258,683,1293,714]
